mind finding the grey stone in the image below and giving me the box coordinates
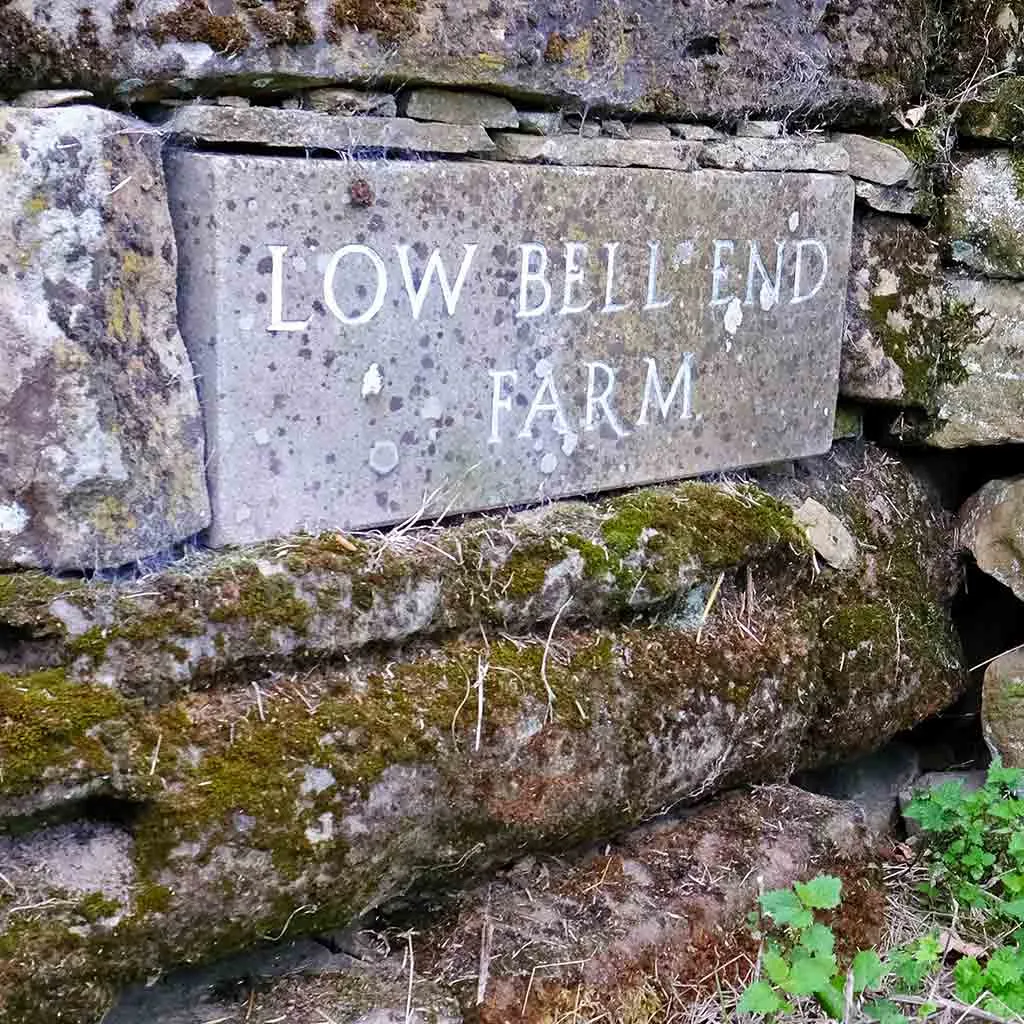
[214,94,249,107]
[699,138,849,173]
[794,742,920,835]
[793,497,859,569]
[628,122,673,141]
[927,277,1024,447]
[601,118,630,139]
[517,110,564,135]
[670,123,724,140]
[855,180,930,216]
[831,133,919,186]
[579,121,602,138]
[488,132,701,169]
[984,650,1024,768]
[165,151,853,545]
[959,476,1024,601]
[840,212,943,405]
[400,87,518,127]
[0,106,209,570]
[304,87,397,117]
[163,105,494,154]
[12,88,93,107]
[945,151,1024,278]
[736,119,783,138]
[0,0,929,126]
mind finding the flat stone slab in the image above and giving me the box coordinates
[488,132,701,169]
[699,138,849,173]
[163,105,493,154]
[166,153,853,545]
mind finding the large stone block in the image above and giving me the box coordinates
[0,106,209,570]
[166,151,853,546]
[1,0,928,124]
[960,475,1024,602]
[984,650,1024,768]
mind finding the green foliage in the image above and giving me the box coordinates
[905,760,1024,922]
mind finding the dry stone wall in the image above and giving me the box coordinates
[2,1,1024,1021]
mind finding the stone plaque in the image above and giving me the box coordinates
[166,153,853,545]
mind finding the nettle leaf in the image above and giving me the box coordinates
[784,954,836,996]
[800,923,836,959]
[988,761,1024,791]
[795,876,843,910]
[763,950,790,986]
[738,980,787,1015]
[865,999,910,1024]
[814,980,846,1020]
[853,949,884,993]
[760,888,813,928]
[1000,898,1024,920]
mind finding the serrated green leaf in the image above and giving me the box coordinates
[763,950,790,986]
[865,999,909,1024]
[738,980,786,1015]
[814,980,846,1020]
[795,876,843,910]
[800,923,836,959]
[760,888,813,928]
[853,949,884,993]
[783,954,836,995]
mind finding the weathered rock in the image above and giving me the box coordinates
[944,151,1024,279]
[0,0,929,125]
[736,119,783,138]
[698,138,848,173]
[959,476,1024,600]
[422,785,881,1022]
[400,87,517,127]
[487,132,700,169]
[600,117,630,139]
[163,104,494,153]
[960,77,1024,143]
[670,123,723,140]
[516,110,563,135]
[926,277,1024,447]
[0,105,209,570]
[628,122,673,141]
[795,741,920,835]
[932,2,1024,96]
[303,87,397,116]
[840,212,951,407]
[12,88,92,107]
[832,133,919,186]
[0,443,964,1021]
[984,651,1024,767]
[855,181,931,217]
[793,497,859,569]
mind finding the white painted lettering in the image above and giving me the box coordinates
[267,245,311,332]
[791,239,829,305]
[488,369,517,444]
[516,243,552,318]
[644,241,673,311]
[323,244,388,325]
[583,361,629,438]
[518,373,571,437]
[710,240,736,307]
[560,242,593,315]
[601,242,630,314]
[636,354,694,425]
[744,241,786,308]
[396,243,478,320]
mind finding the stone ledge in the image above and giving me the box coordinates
[484,132,702,169]
[162,105,495,153]
[698,137,849,173]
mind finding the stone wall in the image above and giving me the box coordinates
[2,2,1023,1020]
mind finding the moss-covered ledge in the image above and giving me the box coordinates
[0,480,806,704]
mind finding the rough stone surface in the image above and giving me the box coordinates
[302,87,397,117]
[832,133,919,186]
[840,212,946,406]
[488,132,701,169]
[671,124,724,140]
[400,87,517,127]
[163,104,494,153]
[12,88,92,107]
[945,151,1024,279]
[984,651,1024,768]
[927,277,1024,447]
[793,497,859,569]
[698,138,849,173]
[517,110,563,135]
[959,475,1024,601]
[166,151,852,546]
[0,442,964,1021]
[628,122,673,141]
[960,76,1024,143]
[421,786,880,1022]
[0,0,930,125]
[0,105,209,570]
[736,119,783,138]
[855,181,931,216]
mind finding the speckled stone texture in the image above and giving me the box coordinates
[0,106,209,570]
[1,0,928,124]
[166,151,853,545]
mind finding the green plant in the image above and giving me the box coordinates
[904,760,1024,923]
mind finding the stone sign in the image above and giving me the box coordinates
[166,153,854,545]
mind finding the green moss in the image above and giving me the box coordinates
[75,893,121,923]
[0,668,128,797]
[207,562,312,636]
[960,77,1024,143]
[0,572,82,636]
[147,0,252,50]
[885,128,940,169]
[327,0,420,41]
